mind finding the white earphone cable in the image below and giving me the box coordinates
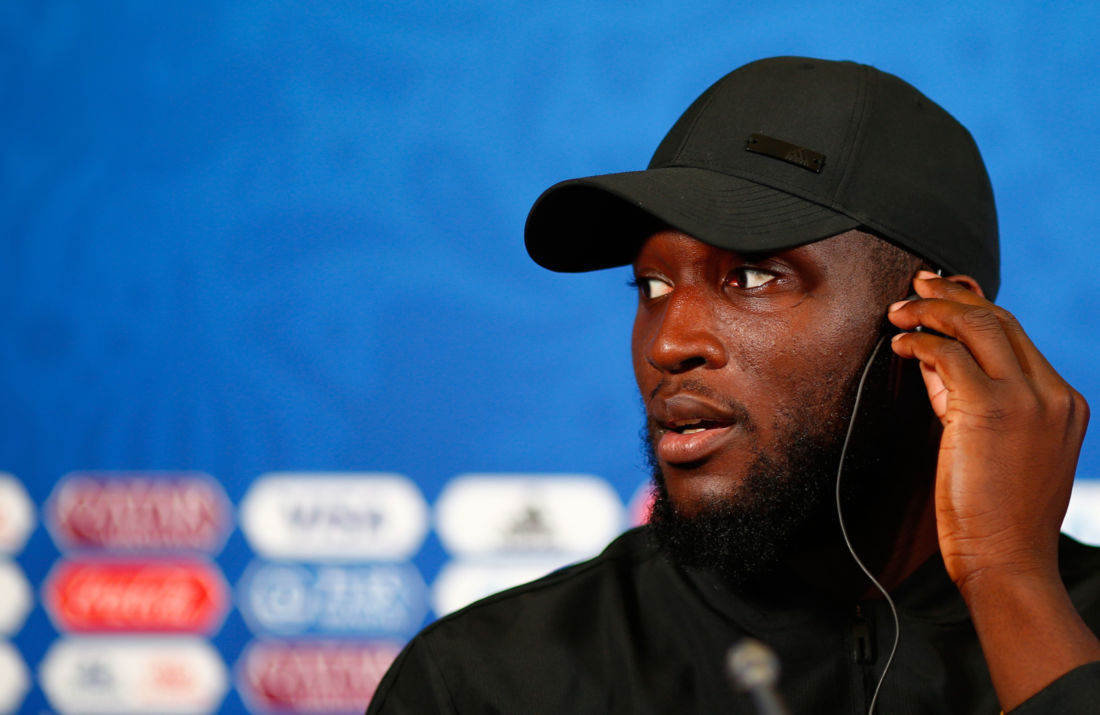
[835,333,901,715]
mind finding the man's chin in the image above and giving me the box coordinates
[648,470,829,588]
[644,425,849,587]
[657,469,744,517]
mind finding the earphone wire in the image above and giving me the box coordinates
[835,333,901,715]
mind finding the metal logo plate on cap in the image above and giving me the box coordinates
[745,133,826,173]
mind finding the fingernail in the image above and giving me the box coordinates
[916,270,938,280]
[891,332,903,342]
[888,300,910,313]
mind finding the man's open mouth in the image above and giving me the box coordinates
[657,420,738,465]
[667,419,733,435]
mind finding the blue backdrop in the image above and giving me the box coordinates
[4,2,1100,713]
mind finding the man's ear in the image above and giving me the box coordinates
[942,273,985,299]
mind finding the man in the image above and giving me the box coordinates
[368,57,1100,713]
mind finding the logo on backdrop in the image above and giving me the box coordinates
[0,473,35,554]
[628,480,655,526]
[44,559,229,634]
[431,557,575,617]
[237,640,401,713]
[430,473,626,615]
[0,642,29,714]
[1063,480,1100,546]
[38,637,228,715]
[0,560,32,636]
[240,473,429,561]
[46,472,231,552]
[434,474,624,556]
[238,561,429,638]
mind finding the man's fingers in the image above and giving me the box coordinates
[890,330,990,396]
[888,298,1024,381]
[917,274,1061,377]
[889,274,1060,383]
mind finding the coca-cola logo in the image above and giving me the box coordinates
[45,559,229,633]
[239,641,400,712]
[48,473,230,552]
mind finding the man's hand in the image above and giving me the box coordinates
[887,270,1085,589]
[888,269,1100,711]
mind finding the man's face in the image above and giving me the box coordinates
[631,229,904,578]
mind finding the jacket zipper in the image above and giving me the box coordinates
[852,603,876,665]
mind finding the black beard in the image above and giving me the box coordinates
[646,334,906,588]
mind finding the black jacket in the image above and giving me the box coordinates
[368,527,1100,713]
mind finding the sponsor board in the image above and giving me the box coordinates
[0,641,29,714]
[238,639,401,713]
[435,474,624,556]
[0,474,34,554]
[38,636,228,714]
[47,472,230,552]
[431,557,575,616]
[239,561,429,638]
[0,561,32,635]
[1064,479,1100,545]
[44,559,229,633]
[241,473,428,561]
[628,480,655,526]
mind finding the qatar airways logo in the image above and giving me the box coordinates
[241,473,428,561]
[238,640,401,713]
[239,561,429,638]
[0,473,35,554]
[39,637,228,714]
[44,559,229,633]
[434,474,625,556]
[47,472,230,552]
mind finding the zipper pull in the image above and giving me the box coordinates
[852,604,876,665]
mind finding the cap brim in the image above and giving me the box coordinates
[525,167,862,272]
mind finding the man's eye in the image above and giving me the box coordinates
[729,267,776,289]
[632,276,673,299]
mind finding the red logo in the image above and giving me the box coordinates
[45,559,228,633]
[49,473,229,551]
[240,641,401,712]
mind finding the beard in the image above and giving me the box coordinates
[646,335,904,588]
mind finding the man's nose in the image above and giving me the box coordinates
[644,289,729,373]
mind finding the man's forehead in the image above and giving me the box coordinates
[631,228,884,266]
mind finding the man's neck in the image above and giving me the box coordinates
[788,475,939,601]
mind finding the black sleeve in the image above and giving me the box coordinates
[366,635,458,714]
[1009,661,1100,714]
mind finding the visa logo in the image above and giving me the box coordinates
[241,473,428,561]
[285,503,386,532]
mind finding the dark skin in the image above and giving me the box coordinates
[632,228,1100,711]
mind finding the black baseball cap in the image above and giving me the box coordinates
[525,56,1000,298]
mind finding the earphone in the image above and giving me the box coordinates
[835,332,900,715]
[833,267,943,715]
